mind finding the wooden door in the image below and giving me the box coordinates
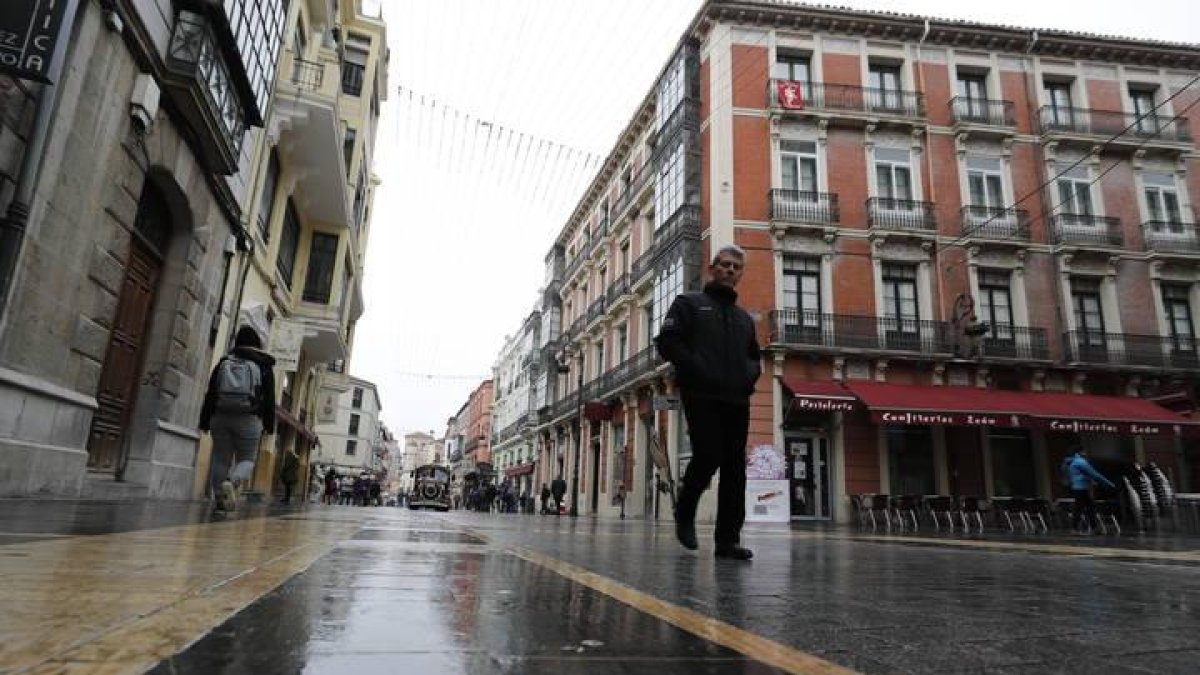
[87,237,161,471]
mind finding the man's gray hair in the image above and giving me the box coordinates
[711,244,746,266]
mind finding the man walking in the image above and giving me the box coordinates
[550,476,566,516]
[1062,447,1116,533]
[656,245,761,560]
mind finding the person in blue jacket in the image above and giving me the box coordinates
[1062,447,1116,533]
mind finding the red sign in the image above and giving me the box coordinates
[872,410,1026,428]
[584,402,612,422]
[505,464,535,477]
[776,80,806,110]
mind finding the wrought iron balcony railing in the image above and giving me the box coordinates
[767,311,1050,360]
[769,190,840,225]
[1144,221,1200,253]
[866,198,937,232]
[769,80,925,118]
[1063,331,1199,369]
[586,296,608,324]
[631,249,655,283]
[613,161,654,218]
[950,97,1015,127]
[290,58,324,91]
[768,311,948,354]
[1050,214,1123,247]
[959,206,1030,241]
[655,204,701,248]
[1039,106,1192,143]
[606,274,630,304]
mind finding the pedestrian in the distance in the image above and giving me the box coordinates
[540,483,552,514]
[280,448,299,504]
[199,325,277,512]
[550,476,566,516]
[656,244,761,561]
[1061,447,1116,533]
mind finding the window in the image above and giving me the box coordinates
[1162,284,1196,352]
[616,323,628,363]
[882,263,919,339]
[352,387,363,409]
[654,144,685,230]
[302,232,339,304]
[887,427,935,496]
[977,270,1014,340]
[651,257,684,337]
[966,157,1005,210]
[874,148,913,203]
[990,430,1036,498]
[346,439,357,456]
[611,423,626,504]
[1045,81,1074,126]
[343,128,357,176]
[956,73,989,120]
[257,150,280,242]
[594,342,605,378]
[1071,277,1107,355]
[619,239,630,275]
[869,64,903,110]
[342,48,367,96]
[349,413,360,436]
[292,15,307,58]
[276,198,300,289]
[1130,88,1159,134]
[1144,173,1181,225]
[657,54,686,131]
[1056,168,1094,218]
[781,140,818,194]
[221,0,286,116]
[782,257,822,335]
[773,53,811,100]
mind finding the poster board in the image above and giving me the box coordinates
[745,444,790,522]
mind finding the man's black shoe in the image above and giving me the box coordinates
[714,545,753,560]
[675,517,698,550]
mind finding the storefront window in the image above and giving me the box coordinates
[989,430,1036,497]
[886,427,935,496]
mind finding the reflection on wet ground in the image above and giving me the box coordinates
[3,500,1200,674]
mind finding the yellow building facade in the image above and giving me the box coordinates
[193,0,388,501]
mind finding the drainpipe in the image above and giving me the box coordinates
[914,19,945,323]
[0,0,81,327]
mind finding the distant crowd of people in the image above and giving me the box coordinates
[316,467,385,506]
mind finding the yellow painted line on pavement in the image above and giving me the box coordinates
[508,545,857,675]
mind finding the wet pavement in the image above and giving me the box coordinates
[2,501,1200,674]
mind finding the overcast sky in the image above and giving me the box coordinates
[354,0,1198,440]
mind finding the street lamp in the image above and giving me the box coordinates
[557,354,583,518]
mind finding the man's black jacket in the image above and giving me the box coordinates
[655,281,762,405]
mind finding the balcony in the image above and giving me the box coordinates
[1063,331,1199,369]
[613,162,654,220]
[272,50,352,228]
[586,296,608,325]
[163,11,249,174]
[563,252,587,285]
[950,97,1015,132]
[1039,106,1192,147]
[1144,221,1200,254]
[769,80,925,122]
[959,206,1030,242]
[630,249,655,285]
[769,190,840,227]
[767,311,1050,361]
[1050,214,1123,248]
[866,198,937,234]
[656,204,701,249]
[653,98,700,155]
[606,274,630,304]
[588,220,610,257]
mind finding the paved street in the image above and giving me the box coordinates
[3,501,1200,674]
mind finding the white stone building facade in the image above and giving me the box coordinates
[313,377,382,475]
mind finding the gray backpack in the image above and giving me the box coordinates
[213,355,262,414]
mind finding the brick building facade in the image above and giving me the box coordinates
[529,1,1200,522]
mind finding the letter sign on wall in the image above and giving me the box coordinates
[0,0,70,83]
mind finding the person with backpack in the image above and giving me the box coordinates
[1061,447,1116,533]
[199,326,277,512]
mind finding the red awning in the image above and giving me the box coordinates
[780,378,858,413]
[843,381,1197,436]
[505,464,535,477]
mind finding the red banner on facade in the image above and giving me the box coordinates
[776,80,806,110]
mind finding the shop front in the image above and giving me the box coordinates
[783,378,1199,521]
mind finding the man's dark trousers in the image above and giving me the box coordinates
[675,394,751,545]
